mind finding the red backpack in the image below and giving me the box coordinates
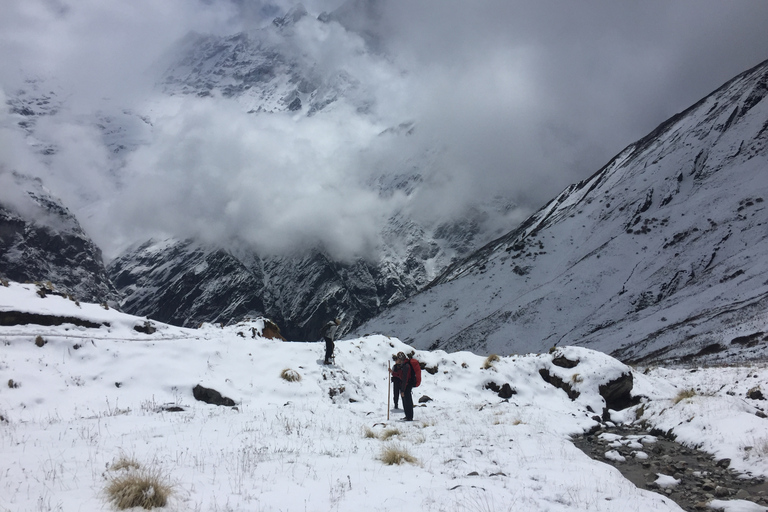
[409,358,422,388]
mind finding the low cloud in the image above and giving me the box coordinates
[103,97,405,261]
[2,0,768,262]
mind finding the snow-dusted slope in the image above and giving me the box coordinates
[357,58,768,365]
[0,172,118,304]
[1,280,766,511]
[109,236,427,339]
[107,6,515,338]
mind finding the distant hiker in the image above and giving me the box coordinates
[321,318,340,365]
[397,352,414,421]
[389,355,405,409]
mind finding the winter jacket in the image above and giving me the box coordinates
[391,362,404,382]
[322,321,338,342]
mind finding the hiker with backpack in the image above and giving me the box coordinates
[321,318,340,365]
[396,351,421,421]
[389,355,405,410]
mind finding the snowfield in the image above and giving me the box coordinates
[0,282,766,511]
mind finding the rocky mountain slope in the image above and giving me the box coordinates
[356,58,768,365]
[106,211,488,340]
[105,5,513,339]
[159,8,368,117]
[0,172,118,304]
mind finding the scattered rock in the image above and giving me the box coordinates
[747,386,765,400]
[134,321,156,334]
[0,310,105,329]
[572,423,768,512]
[484,381,517,399]
[498,383,516,399]
[538,368,580,400]
[599,372,636,411]
[192,384,236,407]
[552,355,580,368]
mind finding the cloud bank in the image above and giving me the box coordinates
[2,0,768,261]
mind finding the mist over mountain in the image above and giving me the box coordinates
[3,2,768,354]
[357,57,768,365]
[4,1,768,262]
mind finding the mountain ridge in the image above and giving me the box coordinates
[0,171,119,304]
[356,56,768,365]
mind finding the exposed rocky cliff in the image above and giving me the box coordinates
[0,172,118,304]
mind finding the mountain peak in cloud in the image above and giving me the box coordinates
[272,4,308,28]
[326,0,387,52]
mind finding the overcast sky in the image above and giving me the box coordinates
[2,0,768,260]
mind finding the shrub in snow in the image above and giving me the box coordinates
[482,354,500,370]
[673,388,696,404]
[110,455,142,472]
[380,444,417,466]
[104,467,173,510]
[379,428,401,440]
[280,368,302,382]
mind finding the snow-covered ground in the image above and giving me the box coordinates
[1,282,766,511]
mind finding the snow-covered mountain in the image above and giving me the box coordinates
[1,3,515,339]
[106,211,490,340]
[0,171,118,304]
[103,5,514,339]
[158,8,370,117]
[357,58,768,365]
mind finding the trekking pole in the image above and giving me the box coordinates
[387,360,391,421]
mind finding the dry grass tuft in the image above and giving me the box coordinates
[280,368,302,382]
[753,438,768,458]
[380,445,417,465]
[482,354,500,370]
[110,455,142,472]
[105,468,173,509]
[362,426,377,439]
[673,388,697,404]
[379,427,401,440]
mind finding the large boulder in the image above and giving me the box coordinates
[192,384,236,407]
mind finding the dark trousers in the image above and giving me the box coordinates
[392,378,401,407]
[324,339,334,363]
[401,385,414,420]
